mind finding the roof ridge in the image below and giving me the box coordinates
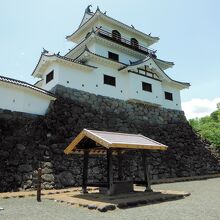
[44,53,97,68]
[0,75,56,98]
[99,11,159,41]
[75,47,127,66]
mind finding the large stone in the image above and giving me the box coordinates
[41,174,55,182]
[22,180,32,189]
[16,144,26,151]
[42,167,53,174]
[18,165,33,173]
[0,150,9,158]
[58,171,75,187]
[23,173,33,180]
[42,162,53,168]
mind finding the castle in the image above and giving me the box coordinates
[33,5,190,111]
[0,6,190,116]
[0,7,219,193]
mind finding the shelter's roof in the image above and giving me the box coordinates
[0,75,56,99]
[64,129,168,154]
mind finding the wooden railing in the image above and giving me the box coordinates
[96,28,157,56]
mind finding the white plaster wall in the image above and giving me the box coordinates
[161,83,182,110]
[57,63,97,94]
[87,41,96,53]
[37,62,182,111]
[128,73,163,106]
[56,62,129,100]
[0,82,53,115]
[40,63,59,91]
[87,41,143,64]
[94,63,129,100]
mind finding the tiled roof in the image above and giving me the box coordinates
[66,7,159,42]
[32,51,97,77]
[74,46,126,66]
[0,75,56,98]
[119,57,190,87]
[55,53,97,69]
[65,30,95,57]
[154,58,174,66]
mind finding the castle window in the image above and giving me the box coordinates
[104,74,116,86]
[142,82,152,92]
[112,30,121,41]
[108,51,119,61]
[165,91,173,101]
[131,38,139,48]
[46,71,54,84]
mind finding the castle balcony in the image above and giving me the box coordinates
[96,28,157,57]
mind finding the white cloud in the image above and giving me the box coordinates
[182,98,220,119]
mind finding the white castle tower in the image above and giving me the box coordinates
[33,6,190,110]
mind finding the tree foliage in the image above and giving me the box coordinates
[189,103,220,148]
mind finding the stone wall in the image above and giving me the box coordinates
[0,85,219,192]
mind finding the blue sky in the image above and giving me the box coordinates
[1,0,220,118]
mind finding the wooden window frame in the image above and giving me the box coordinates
[104,74,116,87]
[131,38,139,48]
[108,51,119,62]
[46,71,54,84]
[142,82,152,92]
[112,30,121,41]
[164,91,173,101]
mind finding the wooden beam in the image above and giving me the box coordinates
[107,149,113,195]
[109,143,167,150]
[118,150,123,181]
[84,129,111,148]
[128,70,162,82]
[64,130,86,154]
[141,151,152,191]
[82,149,89,193]
[37,168,42,202]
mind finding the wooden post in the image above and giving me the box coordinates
[107,149,113,195]
[37,168,42,202]
[118,150,123,181]
[141,151,152,192]
[82,149,89,194]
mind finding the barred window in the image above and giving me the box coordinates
[108,51,119,61]
[46,71,54,84]
[112,30,121,41]
[142,82,152,92]
[131,38,139,48]
[104,74,116,86]
[165,91,173,101]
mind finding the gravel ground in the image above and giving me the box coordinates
[0,178,220,220]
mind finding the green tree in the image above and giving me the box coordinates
[189,104,220,148]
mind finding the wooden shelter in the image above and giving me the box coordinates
[64,129,168,195]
